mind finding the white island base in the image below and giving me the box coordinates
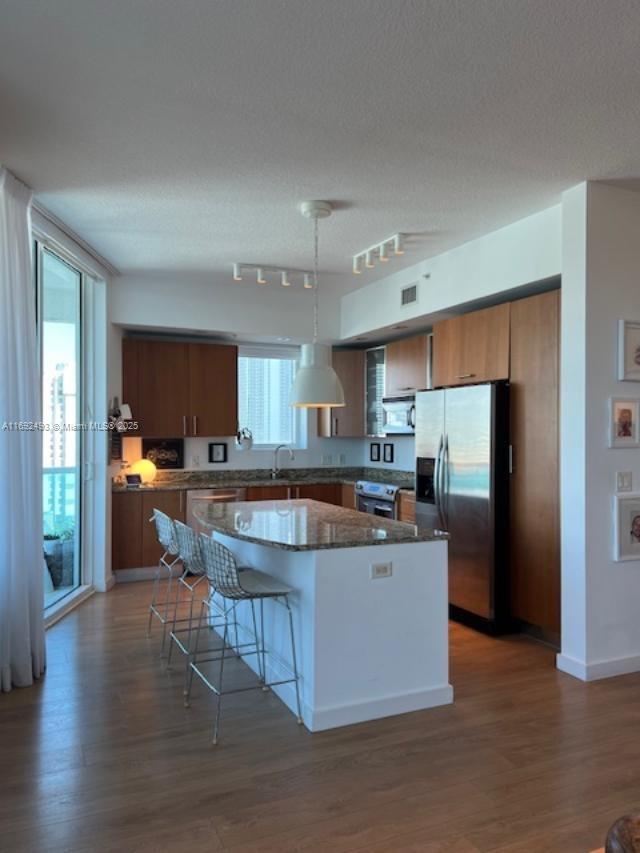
[212,532,453,732]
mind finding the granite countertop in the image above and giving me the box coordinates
[192,498,446,551]
[112,466,415,493]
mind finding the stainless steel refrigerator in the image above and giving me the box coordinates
[415,381,510,633]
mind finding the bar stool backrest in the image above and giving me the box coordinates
[152,509,179,555]
[199,534,246,599]
[174,520,205,575]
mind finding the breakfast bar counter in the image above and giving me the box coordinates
[193,499,452,731]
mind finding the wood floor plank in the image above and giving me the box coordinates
[1,581,639,853]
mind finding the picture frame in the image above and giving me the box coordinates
[609,398,640,448]
[208,442,228,463]
[618,320,640,381]
[614,493,640,561]
[369,442,381,462]
[383,442,395,464]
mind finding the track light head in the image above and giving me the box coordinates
[233,263,243,281]
[257,268,266,284]
[394,234,404,255]
[303,273,313,289]
[352,255,363,275]
[365,251,374,269]
[281,271,291,287]
[379,243,389,262]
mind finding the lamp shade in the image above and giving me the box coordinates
[129,458,157,484]
[290,343,345,408]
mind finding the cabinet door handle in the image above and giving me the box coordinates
[183,415,187,436]
[193,415,198,436]
[457,373,476,380]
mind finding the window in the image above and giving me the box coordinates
[37,246,83,610]
[238,347,303,447]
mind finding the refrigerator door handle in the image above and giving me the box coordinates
[434,434,445,528]
[443,434,450,528]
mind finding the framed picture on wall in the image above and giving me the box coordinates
[614,494,640,561]
[370,442,381,462]
[208,442,228,463]
[383,443,395,464]
[609,398,640,448]
[618,320,640,381]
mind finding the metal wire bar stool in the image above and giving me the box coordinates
[147,509,182,655]
[166,520,212,668]
[185,533,303,745]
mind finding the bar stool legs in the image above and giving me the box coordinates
[285,595,303,725]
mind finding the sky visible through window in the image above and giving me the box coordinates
[238,355,296,445]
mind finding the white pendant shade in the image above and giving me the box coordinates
[290,343,345,408]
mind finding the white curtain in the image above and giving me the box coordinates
[0,167,45,691]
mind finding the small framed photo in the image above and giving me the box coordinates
[370,442,381,462]
[609,398,640,447]
[383,442,395,464]
[614,493,640,561]
[618,320,640,381]
[208,442,228,463]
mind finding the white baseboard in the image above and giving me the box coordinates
[557,651,640,681]
[114,566,181,583]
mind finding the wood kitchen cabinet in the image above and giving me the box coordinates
[318,349,365,437]
[341,482,356,510]
[246,485,290,500]
[296,483,341,505]
[122,338,238,438]
[432,303,510,388]
[397,491,416,524]
[141,490,185,569]
[509,290,560,639]
[111,491,143,571]
[187,342,238,437]
[385,334,428,397]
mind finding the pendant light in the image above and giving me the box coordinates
[290,201,345,409]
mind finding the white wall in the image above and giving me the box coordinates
[341,205,561,339]
[110,273,341,342]
[364,436,415,472]
[558,182,640,680]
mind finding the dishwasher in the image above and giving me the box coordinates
[186,488,247,530]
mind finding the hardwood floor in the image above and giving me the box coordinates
[2,583,639,852]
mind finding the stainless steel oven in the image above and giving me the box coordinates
[355,481,400,519]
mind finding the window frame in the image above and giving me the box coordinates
[237,344,307,451]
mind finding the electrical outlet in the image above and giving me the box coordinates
[338,452,346,465]
[370,562,392,579]
[617,471,633,492]
[321,453,333,466]
[193,454,201,468]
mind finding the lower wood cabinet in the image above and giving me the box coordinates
[112,489,185,572]
[112,491,143,571]
[246,485,289,500]
[246,483,342,505]
[341,482,356,510]
[397,491,416,524]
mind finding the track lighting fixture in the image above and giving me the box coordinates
[231,263,313,289]
[352,233,408,275]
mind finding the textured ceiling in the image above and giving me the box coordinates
[2,0,640,291]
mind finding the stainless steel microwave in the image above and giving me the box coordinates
[382,395,416,434]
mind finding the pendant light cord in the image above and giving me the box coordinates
[313,214,319,344]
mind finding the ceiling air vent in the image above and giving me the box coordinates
[400,282,418,307]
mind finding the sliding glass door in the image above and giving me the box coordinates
[37,247,83,610]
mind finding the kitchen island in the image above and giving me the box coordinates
[193,498,452,732]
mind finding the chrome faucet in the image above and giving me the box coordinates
[272,444,294,479]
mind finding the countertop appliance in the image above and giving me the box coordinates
[414,381,510,633]
[186,488,247,530]
[382,395,416,435]
[355,480,400,519]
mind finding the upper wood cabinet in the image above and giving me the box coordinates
[122,338,238,437]
[385,334,428,397]
[187,342,238,437]
[432,303,510,388]
[318,349,365,437]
